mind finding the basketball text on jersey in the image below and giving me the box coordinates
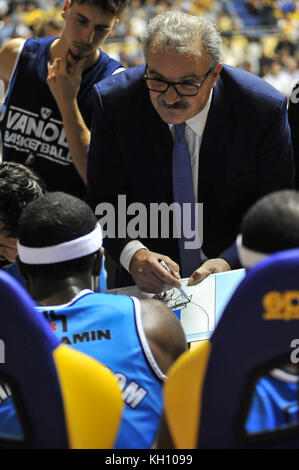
[42,309,149,408]
[3,106,71,165]
[42,310,111,344]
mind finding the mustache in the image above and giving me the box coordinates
[157,95,189,109]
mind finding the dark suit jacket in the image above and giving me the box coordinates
[87,64,294,283]
[288,82,299,189]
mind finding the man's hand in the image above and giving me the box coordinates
[187,258,231,286]
[129,249,182,294]
[46,51,89,183]
[47,52,86,110]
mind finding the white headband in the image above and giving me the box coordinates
[236,234,268,269]
[17,223,102,265]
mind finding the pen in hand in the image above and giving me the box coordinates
[158,259,191,302]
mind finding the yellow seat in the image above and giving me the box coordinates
[0,270,123,449]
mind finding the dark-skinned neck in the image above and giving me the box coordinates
[28,275,92,307]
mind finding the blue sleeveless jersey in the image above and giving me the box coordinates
[246,369,299,434]
[0,37,122,198]
[36,290,164,449]
[0,397,23,441]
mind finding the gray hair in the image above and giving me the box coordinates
[141,10,222,68]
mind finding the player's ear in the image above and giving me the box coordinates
[61,0,71,19]
[16,256,29,281]
[107,18,119,37]
[92,248,103,276]
[16,256,34,296]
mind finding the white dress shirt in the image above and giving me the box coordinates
[120,91,213,273]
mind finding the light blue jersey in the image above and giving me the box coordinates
[246,368,299,434]
[36,290,165,448]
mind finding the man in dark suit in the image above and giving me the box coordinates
[86,10,294,294]
[288,82,299,188]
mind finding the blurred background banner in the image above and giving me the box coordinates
[0,0,298,100]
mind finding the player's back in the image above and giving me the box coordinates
[36,290,165,449]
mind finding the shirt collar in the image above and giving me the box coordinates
[169,90,213,137]
[185,89,213,137]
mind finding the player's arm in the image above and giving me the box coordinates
[140,298,187,448]
[48,53,124,184]
[140,298,187,376]
[0,38,24,93]
[47,54,89,183]
[152,412,175,449]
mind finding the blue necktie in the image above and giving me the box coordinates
[172,122,201,277]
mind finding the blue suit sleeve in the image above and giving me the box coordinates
[288,82,299,189]
[86,83,133,264]
[219,94,294,269]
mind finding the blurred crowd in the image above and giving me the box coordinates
[0,0,298,98]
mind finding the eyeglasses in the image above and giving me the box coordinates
[144,67,213,97]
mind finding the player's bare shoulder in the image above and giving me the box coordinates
[140,298,187,375]
[0,38,25,88]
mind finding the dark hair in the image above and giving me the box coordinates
[18,191,98,279]
[70,0,128,15]
[0,162,46,237]
[241,190,299,254]
[141,10,222,68]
